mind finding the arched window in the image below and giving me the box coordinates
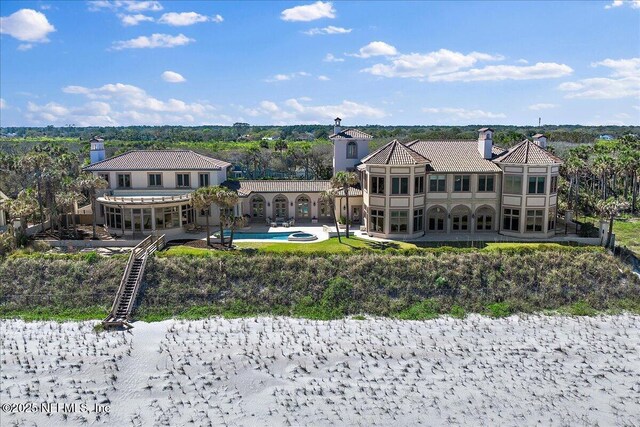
[346,141,358,159]
[427,206,446,232]
[451,205,471,231]
[296,195,310,219]
[273,195,288,219]
[475,206,495,231]
[250,195,265,219]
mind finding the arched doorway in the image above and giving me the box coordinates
[296,194,311,220]
[475,206,495,231]
[273,195,288,219]
[250,195,265,221]
[451,205,471,232]
[427,206,447,232]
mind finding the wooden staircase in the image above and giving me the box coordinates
[103,234,166,329]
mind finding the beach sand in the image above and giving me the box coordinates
[1,315,638,426]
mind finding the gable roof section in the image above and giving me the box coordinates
[405,140,505,173]
[360,139,430,165]
[494,139,562,165]
[222,180,362,197]
[83,150,232,171]
[329,128,373,139]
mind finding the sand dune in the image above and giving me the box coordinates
[1,315,639,426]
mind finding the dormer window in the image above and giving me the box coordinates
[346,141,358,159]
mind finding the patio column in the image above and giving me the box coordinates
[151,207,156,231]
[179,205,184,227]
[130,208,135,233]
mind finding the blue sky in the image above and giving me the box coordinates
[1,0,639,127]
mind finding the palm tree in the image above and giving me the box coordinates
[74,174,109,239]
[6,189,37,238]
[57,190,85,238]
[213,188,239,248]
[19,152,53,232]
[191,186,219,246]
[321,189,341,243]
[330,171,358,238]
[597,197,630,249]
[226,214,246,248]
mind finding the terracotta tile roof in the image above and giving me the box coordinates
[494,139,563,165]
[360,139,430,165]
[222,180,362,197]
[84,150,232,171]
[405,140,505,173]
[329,128,373,139]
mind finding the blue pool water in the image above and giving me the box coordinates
[218,230,300,240]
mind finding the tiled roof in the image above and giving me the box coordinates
[84,150,232,171]
[494,139,563,165]
[222,180,362,197]
[360,139,430,165]
[329,128,373,139]
[405,140,505,173]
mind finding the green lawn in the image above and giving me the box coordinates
[580,215,640,255]
[160,238,593,256]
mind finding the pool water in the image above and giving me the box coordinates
[218,230,301,240]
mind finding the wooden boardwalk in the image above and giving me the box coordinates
[103,234,166,329]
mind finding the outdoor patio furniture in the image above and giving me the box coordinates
[288,218,295,226]
[270,221,278,227]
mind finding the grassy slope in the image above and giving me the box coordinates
[581,215,640,255]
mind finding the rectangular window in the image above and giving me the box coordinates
[429,175,446,192]
[413,208,424,232]
[176,173,191,188]
[504,175,522,194]
[117,173,131,188]
[391,177,409,195]
[526,209,544,232]
[371,176,385,195]
[550,176,558,194]
[478,175,494,192]
[199,173,210,187]
[370,209,384,232]
[148,173,162,187]
[414,176,424,194]
[346,142,358,159]
[528,176,546,194]
[453,175,470,192]
[548,207,556,231]
[476,212,493,231]
[98,173,110,185]
[503,208,520,231]
[390,210,409,233]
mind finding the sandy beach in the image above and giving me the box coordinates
[1,315,639,426]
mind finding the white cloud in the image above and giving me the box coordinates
[111,33,194,49]
[303,25,351,35]
[26,82,222,126]
[281,1,335,22]
[0,9,55,43]
[158,12,222,26]
[558,57,640,99]
[429,62,573,82]
[239,98,385,125]
[528,103,558,111]
[352,41,397,58]
[318,75,330,81]
[323,53,344,62]
[362,49,503,79]
[17,43,34,51]
[0,98,6,109]
[264,71,311,82]
[604,0,640,9]
[161,70,186,83]
[422,107,506,120]
[517,58,529,64]
[119,13,154,26]
[89,1,163,12]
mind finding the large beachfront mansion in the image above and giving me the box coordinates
[85,118,562,239]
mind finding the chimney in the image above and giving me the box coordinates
[532,133,547,149]
[334,117,342,134]
[90,136,105,164]
[477,127,493,159]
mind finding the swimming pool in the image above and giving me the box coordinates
[217,230,301,240]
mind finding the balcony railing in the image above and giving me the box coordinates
[99,193,192,204]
